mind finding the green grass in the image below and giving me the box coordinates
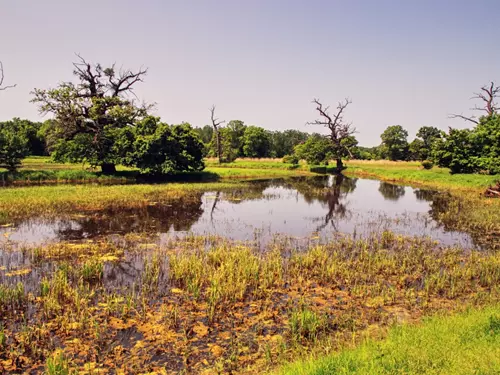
[279,304,500,375]
[345,160,499,191]
[11,157,498,191]
[0,181,247,222]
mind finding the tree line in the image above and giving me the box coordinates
[0,57,498,175]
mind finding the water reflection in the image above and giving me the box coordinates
[379,182,405,201]
[0,176,479,248]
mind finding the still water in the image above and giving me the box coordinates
[0,176,475,248]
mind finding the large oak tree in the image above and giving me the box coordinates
[31,55,152,173]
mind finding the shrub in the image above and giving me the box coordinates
[421,160,434,170]
[282,154,299,165]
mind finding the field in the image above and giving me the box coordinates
[0,157,499,374]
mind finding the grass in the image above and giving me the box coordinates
[1,233,499,373]
[4,157,498,192]
[345,160,499,191]
[279,304,500,375]
[0,181,247,223]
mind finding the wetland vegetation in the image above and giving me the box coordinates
[0,44,498,374]
[0,166,498,374]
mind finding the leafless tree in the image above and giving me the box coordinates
[307,98,356,172]
[450,81,499,125]
[210,105,225,163]
[0,61,16,91]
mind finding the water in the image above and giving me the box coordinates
[0,176,476,248]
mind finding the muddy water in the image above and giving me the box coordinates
[0,176,475,248]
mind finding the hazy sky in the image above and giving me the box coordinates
[1,0,499,146]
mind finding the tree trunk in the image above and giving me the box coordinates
[101,163,117,175]
[336,158,344,173]
[216,131,222,163]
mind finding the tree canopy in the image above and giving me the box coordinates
[31,55,152,173]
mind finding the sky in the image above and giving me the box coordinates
[0,0,499,146]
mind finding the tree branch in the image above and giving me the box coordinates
[448,113,479,125]
[210,105,225,129]
[0,61,16,91]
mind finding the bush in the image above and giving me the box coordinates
[282,154,299,165]
[421,160,434,170]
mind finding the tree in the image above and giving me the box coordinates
[450,82,499,124]
[294,134,334,165]
[412,126,442,160]
[0,61,16,91]
[434,115,500,174]
[380,125,409,161]
[31,55,151,174]
[0,120,29,172]
[242,126,271,158]
[123,117,205,175]
[307,98,356,172]
[209,105,225,163]
[408,138,425,161]
[270,130,309,158]
[194,125,214,156]
[432,128,478,174]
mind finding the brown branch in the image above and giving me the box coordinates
[210,105,225,129]
[0,61,16,91]
[448,113,479,125]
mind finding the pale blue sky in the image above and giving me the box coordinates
[1,0,499,145]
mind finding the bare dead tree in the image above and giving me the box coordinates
[210,105,225,163]
[0,61,16,91]
[449,81,499,125]
[307,98,356,172]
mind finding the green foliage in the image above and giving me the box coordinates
[421,160,434,169]
[381,125,409,161]
[270,130,309,158]
[408,126,443,161]
[0,119,30,171]
[194,125,214,156]
[282,154,299,165]
[408,138,425,161]
[31,58,151,173]
[294,134,333,165]
[433,115,500,174]
[242,125,271,158]
[125,117,205,175]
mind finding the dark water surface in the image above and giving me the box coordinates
[0,176,475,248]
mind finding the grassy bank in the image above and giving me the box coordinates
[8,158,498,192]
[0,181,247,223]
[345,160,499,191]
[279,304,500,375]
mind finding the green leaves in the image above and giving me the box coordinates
[0,120,30,172]
[433,115,500,174]
[125,117,205,175]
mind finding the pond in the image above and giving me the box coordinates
[0,175,476,248]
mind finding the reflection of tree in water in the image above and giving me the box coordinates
[378,182,405,201]
[418,192,495,249]
[220,181,271,203]
[414,188,438,202]
[286,175,357,231]
[55,192,205,241]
